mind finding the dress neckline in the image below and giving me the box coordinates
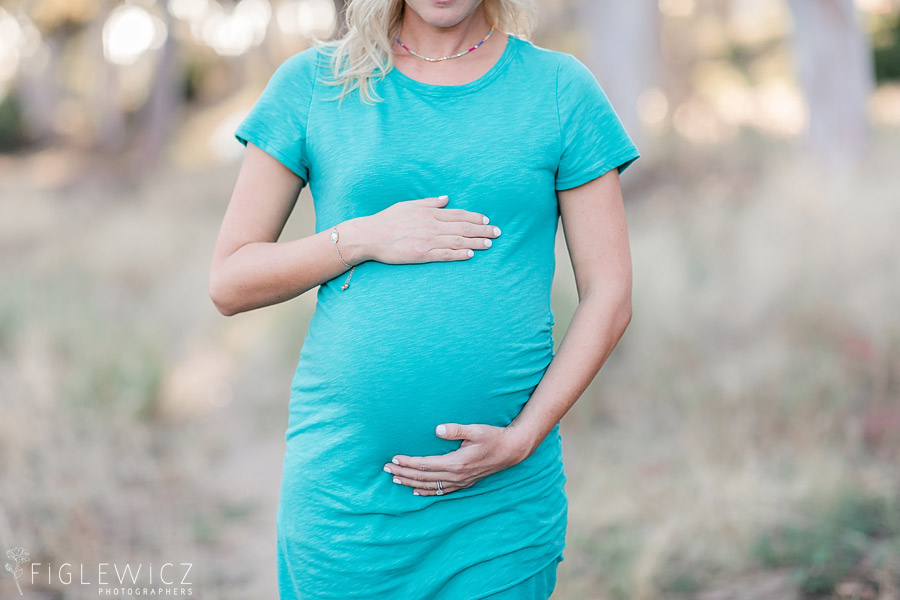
[388,34,519,97]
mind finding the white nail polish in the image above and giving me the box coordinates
[483,239,491,247]
[483,216,490,224]
[466,249,474,257]
[384,466,392,473]
[392,458,399,464]
[493,227,501,236]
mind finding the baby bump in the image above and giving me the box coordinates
[287,339,552,468]
[284,259,555,494]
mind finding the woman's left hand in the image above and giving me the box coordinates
[384,423,534,496]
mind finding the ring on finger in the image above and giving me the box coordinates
[436,480,444,496]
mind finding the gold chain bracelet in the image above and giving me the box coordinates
[330,226,355,290]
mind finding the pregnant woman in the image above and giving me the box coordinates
[209,0,640,597]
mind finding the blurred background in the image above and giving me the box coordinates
[1,0,899,598]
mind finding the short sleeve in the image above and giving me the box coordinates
[234,48,319,184]
[555,55,641,191]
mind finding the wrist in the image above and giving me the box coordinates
[337,217,373,265]
[505,419,544,461]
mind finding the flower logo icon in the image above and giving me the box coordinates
[5,547,29,596]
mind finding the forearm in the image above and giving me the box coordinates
[507,286,633,457]
[209,216,371,316]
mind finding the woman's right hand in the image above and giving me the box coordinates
[344,195,502,265]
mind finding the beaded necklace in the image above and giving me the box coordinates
[395,25,495,62]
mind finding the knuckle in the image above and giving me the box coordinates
[454,235,464,249]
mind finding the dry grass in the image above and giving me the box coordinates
[555,129,900,599]
[0,128,898,599]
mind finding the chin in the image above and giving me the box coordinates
[407,0,484,28]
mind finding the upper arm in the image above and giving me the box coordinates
[212,48,318,269]
[211,142,305,272]
[557,170,632,303]
[553,54,639,301]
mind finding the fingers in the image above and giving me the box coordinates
[424,225,502,261]
[433,207,491,226]
[404,195,502,263]
[435,219,502,242]
[413,194,450,208]
[414,481,462,497]
[435,423,477,441]
[432,234,496,252]
[389,453,463,474]
[413,196,492,227]
[425,248,475,261]
[386,466,458,487]
[393,475,458,495]
[383,465,465,496]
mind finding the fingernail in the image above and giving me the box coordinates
[413,491,420,496]
[493,227,501,236]
[483,216,490,224]
[384,466,392,473]
[393,477,401,484]
[466,249,474,258]
[438,195,448,200]
[392,458,399,465]
[483,239,492,248]
[436,424,447,435]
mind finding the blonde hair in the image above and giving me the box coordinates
[314,0,538,104]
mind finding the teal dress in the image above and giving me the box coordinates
[234,33,639,599]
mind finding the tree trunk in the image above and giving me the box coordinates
[579,0,659,152]
[130,4,179,178]
[88,8,126,154]
[16,30,66,147]
[785,0,874,171]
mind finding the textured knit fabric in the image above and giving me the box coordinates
[235,33,640,599]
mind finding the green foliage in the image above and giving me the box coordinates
[751,488,900,596]
[0,91,27,150]
[572,526,640,599]
[658,571,703,596]
[0,285,23,352]
[181,60,205,102]
[193,502,257,545]
[62,331,167,421]
[874,14,900,82]
[655,555,721,598]
[15,272,169,422]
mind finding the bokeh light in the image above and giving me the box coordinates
[102,4,167,65]
[277,0,336,38]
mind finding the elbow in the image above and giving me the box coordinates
[619,297,633,334]
[582,285,632,335]
[209,274,240,317]
[611,280,633,334]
